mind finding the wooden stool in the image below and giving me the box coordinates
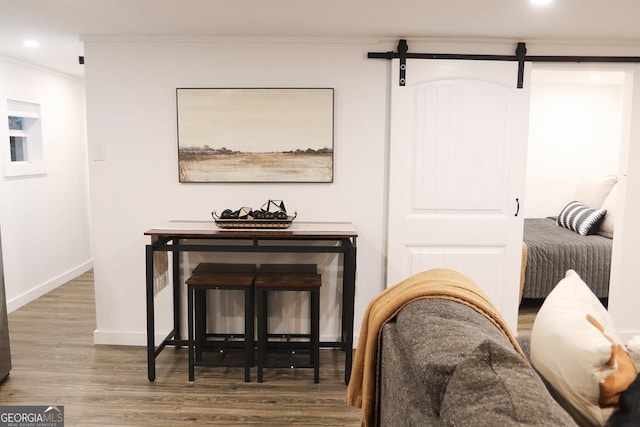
[186,263,256,382]
[255,264,322,383]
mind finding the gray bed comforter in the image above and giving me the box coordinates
[522,217,612,299]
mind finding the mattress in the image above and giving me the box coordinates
[522,218,612,299]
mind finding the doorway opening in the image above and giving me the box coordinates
[518,65,631,335]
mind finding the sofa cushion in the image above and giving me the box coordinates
[380,322,440,426]
[394,299,514,411]
[390,299,575,425]
[440,340,577,426]
[530,270,638,426]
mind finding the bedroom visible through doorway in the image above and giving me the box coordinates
[525,67,627,218]
[520,65,631,320]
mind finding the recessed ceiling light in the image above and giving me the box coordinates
[23,39,40,49]
[530,0,553,6]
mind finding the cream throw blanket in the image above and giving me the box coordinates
[521,242,528,303]
[345,268,525,426]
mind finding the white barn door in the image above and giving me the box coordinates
[387,59,531,330]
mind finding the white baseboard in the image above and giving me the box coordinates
[7,259,93,313]
[93,329,162,346]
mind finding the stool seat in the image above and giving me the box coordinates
[192,263,255,274]
[186,273,255,287]
[254,273,322,289]
[186,263,256,382]
[255,264,321,383]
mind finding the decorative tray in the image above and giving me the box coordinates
[212,211,297,229]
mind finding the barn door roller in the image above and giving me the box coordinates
[368,40,640,89]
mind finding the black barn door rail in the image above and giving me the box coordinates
[368,39,640,89]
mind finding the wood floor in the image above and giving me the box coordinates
[1,270,540,426]
[517,298,541,337]
[1,270,361,426]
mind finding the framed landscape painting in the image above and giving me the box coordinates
[176,88,334,183]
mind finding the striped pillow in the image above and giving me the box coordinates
[556,201,607,236]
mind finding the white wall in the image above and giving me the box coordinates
[609,68,640,342]
[0,58,92,311]
[83,37,640,346]
[83,39,388,345]
[525,68,624,217]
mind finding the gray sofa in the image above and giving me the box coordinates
[379,298,578,426]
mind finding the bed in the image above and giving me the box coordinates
[521,217,613,300]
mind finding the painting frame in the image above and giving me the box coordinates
[176,87,334,183]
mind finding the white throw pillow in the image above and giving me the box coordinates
[572,175,617,209]
[598,183,617,238]
[530,270,637,426]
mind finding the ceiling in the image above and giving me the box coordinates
[3,0,640,79]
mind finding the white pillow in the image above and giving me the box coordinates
[573,175,617,209]
[598,183,617,238]
[530,270,637,426]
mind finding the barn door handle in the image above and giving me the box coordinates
[514,198,520,217]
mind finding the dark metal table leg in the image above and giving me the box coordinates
[244,286,254,382]
[172,241,181,343]
[312,288,320,384]
[146,244,156,381]
[257,287,267,383]
[343,241,357,385]
[188,284,195,381]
